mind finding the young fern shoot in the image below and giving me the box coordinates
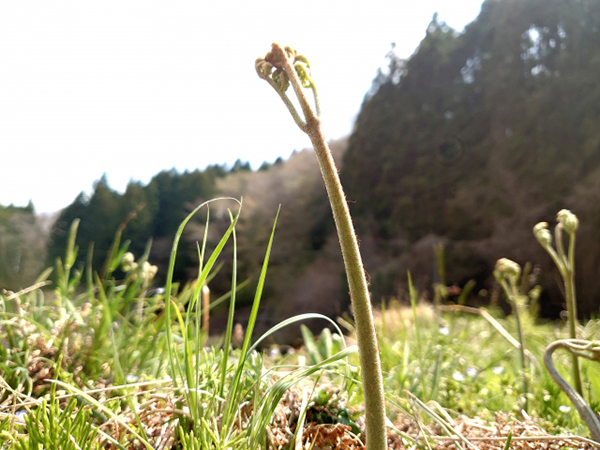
[494,258,529,414]
[256,43,387,450]
[534,210,583,396]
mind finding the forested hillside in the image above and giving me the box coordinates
[46,166,229,283]
[341,0,600,316]
[0,203,47,291]
[4,0,600,327]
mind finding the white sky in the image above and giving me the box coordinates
[0,1,484,214]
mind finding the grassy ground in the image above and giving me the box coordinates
[1,209,599,449]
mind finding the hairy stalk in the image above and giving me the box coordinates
[495,259,528,413]
[564,234,582,395]
[510,282,528,413]
[256,43,387,449]
[534,212,583,396]
[544,339,600,443]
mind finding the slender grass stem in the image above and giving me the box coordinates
[219,210,238,398]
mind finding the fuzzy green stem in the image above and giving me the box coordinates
[501,279,528,413]
[555,225,567,266]
[258,43,387,450]
[544,340,600,442]
[511,287,528,413]
[305,90,387,450]
[564,236,583,396]
[536,219,583,398]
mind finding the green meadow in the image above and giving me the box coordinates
[1,204,599,449]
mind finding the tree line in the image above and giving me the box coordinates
[4,0,600,328]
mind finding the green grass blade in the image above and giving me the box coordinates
[249,345,358,449]
[300,324,322,364]
[248,313,345,355]
[47,379,154,450]
[223,206,280,434]
[408,271,422,362]
[208,278,250,311]
[220,209,238,398]
[163,197,241,389]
